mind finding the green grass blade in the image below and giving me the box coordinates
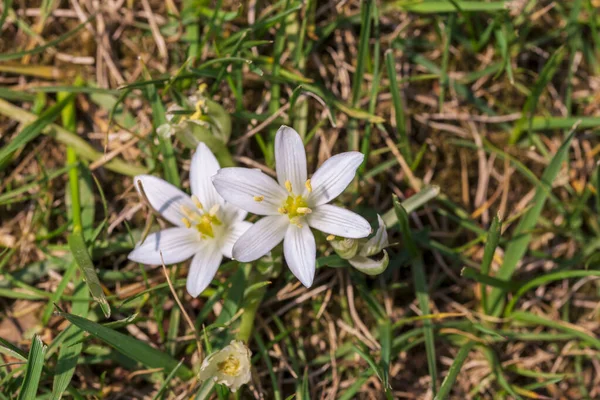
[487,129,575,316]
[435,341,475,400]
[481,215,501,313]
[385,50,411,164]
[58,311,194,380]
[67,233,110,318]
[0,93,74,163]
[393,196,438,393]
[511,311,600,350]
[51,278,90,400]
[17,335,47,400]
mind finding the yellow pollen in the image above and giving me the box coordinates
[305,179,312,193]
[296,207,311,214]
[189,99,206,120]
[191,195,204,210]
[217,355,241,376]
[284,180,293,193]
[326,234,335,241]
[180,204,221,238]
[253,195,264,202]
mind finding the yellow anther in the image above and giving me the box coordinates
[296,207,312,214]
[198,83,207,94]
[284,180,293,193]
[181,218,192,228]
[253,195,264,202]
[217,355,241,376]
[305,179,312,193]
[180,205,197,220]
[278,207,288,214]
[191,195,204,210]
[326,234,335,241]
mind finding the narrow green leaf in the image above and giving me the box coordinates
[393,196,438,393]
[58,312,194,380]
[435,341,475,400]
[487,130,575,315]
[51,278,90,400]
[18,335,47,400]
[67,233,110,318]
[0,93,74,163]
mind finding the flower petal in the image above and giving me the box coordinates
[232,215,288,262]
[134,175,195,227]
[186,242,223,297]
[220,221,252,259]
[283,224,316,288]
[305,152,364,205]
[308,204,371,238]
[190,142,222,208]
[128,228,200,265]
[212,168,287,215]
[275,126,307,194]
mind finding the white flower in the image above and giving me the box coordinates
[128,143,251,297]
[212,126,371,287]
[198,340,252,392]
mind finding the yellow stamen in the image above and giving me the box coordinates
[284,180,293,193]
[191,195,204,210]
[278,207,288,214]
[296,207,312,214]
[217,355,241,376]
[181,218,192,228]
[305,179,312,193]
[326,234,335,241]
[253,195,264,202]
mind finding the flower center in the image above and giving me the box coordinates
[180,196,222,239]
[217,355,241,376]
[276,180,312,227]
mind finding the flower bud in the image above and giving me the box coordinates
[349,251,389,276]
[359,215,388,257]
[330,237,359,260]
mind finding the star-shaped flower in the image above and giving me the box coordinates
[128,143,251,297]
[212,126,371,287]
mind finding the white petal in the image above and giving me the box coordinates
[232,216,288,262]
[134,175,195,227]
[212,168,287,215]
[220,221,252,259]
[283,224,316,287]
[275,126,307,194]
[307,204,371,238]
[128,228,200,265]
[186,243,223,297]
[305,152,364,206]
[190,142,222,208]
[221,203,248,225]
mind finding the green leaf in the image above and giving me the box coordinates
[0,93,74,164]
[435,341,475,400]
[58,311,194,380]
[51,277,90,400]
[393,196,438,394]
[18,335,47,400]
[67,233,110,318]
[487,129,575,316]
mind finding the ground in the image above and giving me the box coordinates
[0,0,599,399]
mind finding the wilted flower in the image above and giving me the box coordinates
[331,215,389,275]
[128,143,251,297]
[199,340,251,392]
[157,85,231,147]
[212,126,371,287]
